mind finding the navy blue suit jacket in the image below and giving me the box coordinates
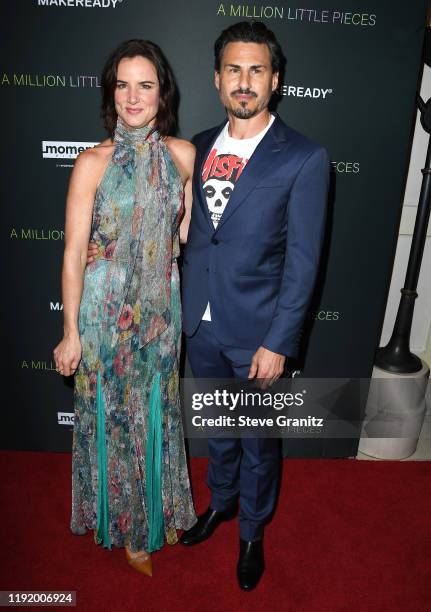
[181,113,330,359]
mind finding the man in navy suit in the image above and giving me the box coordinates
[180,21,330,591]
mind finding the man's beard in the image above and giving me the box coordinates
[226,97,267,119]
[230,104,258,119]
[225,89,265,119]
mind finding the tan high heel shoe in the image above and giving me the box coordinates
[125,545,153,576]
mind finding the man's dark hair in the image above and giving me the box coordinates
[214,21,284,74]
[101,39,178,137]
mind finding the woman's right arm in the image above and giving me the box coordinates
[53,150,101,377]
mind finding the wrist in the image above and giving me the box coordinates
[63,326,79,339]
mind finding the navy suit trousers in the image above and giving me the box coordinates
[186,320,280,541]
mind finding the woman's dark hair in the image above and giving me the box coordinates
[101,39,178,137]
[214,21,285,74]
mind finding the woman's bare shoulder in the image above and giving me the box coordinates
[165,137,195,182]
[84,138,114,160]
[165,136,195,158]
[71,138,114,188]
[75,138,114,172]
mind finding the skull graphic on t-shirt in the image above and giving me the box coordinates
[203,178,234,226]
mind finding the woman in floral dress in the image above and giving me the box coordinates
[53,39,196,576]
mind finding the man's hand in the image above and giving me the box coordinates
[86,241,98,264]
[248,347,286,389]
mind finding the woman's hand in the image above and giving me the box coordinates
[53,333,82,377]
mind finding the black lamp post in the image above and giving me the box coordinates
[376,32,431,373]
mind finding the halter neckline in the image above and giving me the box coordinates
[113,117,159,147]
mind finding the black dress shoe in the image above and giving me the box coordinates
[237,538,264,591]
[180,506,236,546]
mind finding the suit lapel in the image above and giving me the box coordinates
[214,114,288,231]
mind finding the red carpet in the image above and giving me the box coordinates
[1,452,430,612]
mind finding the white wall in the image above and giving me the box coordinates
[379,65,431,365]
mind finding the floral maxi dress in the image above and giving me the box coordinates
[70,120,196,552]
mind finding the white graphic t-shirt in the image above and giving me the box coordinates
[201,114,275,321]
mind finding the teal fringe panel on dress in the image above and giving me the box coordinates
[146,372,164,552]
[96,371,112,549]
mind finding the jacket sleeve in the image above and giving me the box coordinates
[261,146,330,358]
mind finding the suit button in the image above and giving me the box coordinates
[206,268,209,272]
[211,238,219,245]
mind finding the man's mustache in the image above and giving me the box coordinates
[230,88,257,97]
